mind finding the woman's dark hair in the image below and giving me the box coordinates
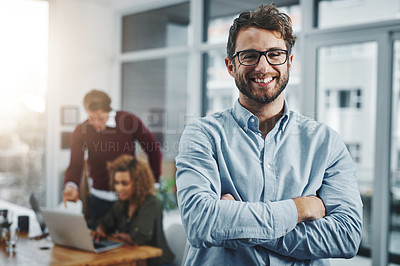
[107,154,155,207]
[227,4,296,59]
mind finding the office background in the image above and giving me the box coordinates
[0,0,399,265]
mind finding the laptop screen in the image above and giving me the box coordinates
[29,193,47,234]
[41,208,123,253]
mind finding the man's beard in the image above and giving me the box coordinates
[234,65,289,105]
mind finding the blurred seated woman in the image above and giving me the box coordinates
[92,154,174,266]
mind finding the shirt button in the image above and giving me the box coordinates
[267,164,271,169]
[250,118,255,123]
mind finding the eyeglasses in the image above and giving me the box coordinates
[88,114,108,124]
[232,49,289,66]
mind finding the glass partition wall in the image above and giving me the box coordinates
[306,1,400,264]
[119,2,190,179]
[317,41,378,258]
[304,25,400,266]
[391,39,400,263]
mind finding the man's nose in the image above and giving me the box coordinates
[93,120,103,128]
[255,54,273,73]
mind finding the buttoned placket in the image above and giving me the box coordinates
[247,113,288,202]
[263,133,276,202]
[264,115,289,202]
[248,115,277,202]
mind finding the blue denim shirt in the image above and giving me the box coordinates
[176,100,363,266]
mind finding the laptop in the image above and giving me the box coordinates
[41,208,123,253]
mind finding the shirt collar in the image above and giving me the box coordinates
[232,100,254,132]
[279,101,289,132]
[232,99,290,133]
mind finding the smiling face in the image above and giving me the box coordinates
[113,171,134,201]
[225,27,293,107]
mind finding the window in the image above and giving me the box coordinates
[121,55,188,162]
[317,0,400,29]
[317,42,378,257]
[121,3,189,52]
[120,2,190,179]
[390,39,400,262]
[204,49,236,115]
[204,0,301,44]
[346,142,362,163]
[325,88,363,109]
[0,0,48,206]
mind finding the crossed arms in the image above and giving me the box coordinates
[176,121,363,260]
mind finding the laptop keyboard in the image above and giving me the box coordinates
[93,239,118,249]
[93,241,106,249]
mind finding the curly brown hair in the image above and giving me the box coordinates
[107,154,155,207]
[83,89,112,112]
[227,4,296,59]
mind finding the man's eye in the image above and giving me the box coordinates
[242,53,258,59]
[268,51,285,58]
[269,52,280,57]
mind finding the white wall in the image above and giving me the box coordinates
[46,0,118,207]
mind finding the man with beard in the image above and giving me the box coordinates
[175,4,363,266]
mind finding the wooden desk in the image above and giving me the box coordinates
[0,200,162,265]
[0,236,162,266]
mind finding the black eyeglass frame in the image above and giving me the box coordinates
[232,49,289,66]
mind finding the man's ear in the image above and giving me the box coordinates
[288,54,293,70]
[225,57,235,78]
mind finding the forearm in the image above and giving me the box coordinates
[136,128,162,181]
[260,209,362,259]
[113,233,136,245]
[261,139,363,259]
[218,196,361,258]
[217,194,326,250]
[64,167,83,186]
[97,206,117,233]
[64,131,85,185]
[177,176,298,248]
[147,147,162,182]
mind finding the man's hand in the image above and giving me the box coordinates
[293,196,326,223]
[62,185,79,207]
[221,194,235,201]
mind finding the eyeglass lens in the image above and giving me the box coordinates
[239,50,287,66]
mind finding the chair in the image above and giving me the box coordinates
[164,212,190,266]
[79,160,90,221]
